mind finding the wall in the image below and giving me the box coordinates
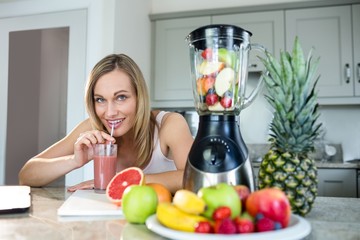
[5,28,69,185]
[38,28,68,152]
[114,0,152,87]
[5,30,41,184]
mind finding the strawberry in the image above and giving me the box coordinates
[195,221,213,233]
[234,212,255,233]
[214,218,237,234]
[220,96,232,108]
[205,93,218,106]
[212,206,232,221]
[220,90,233,108]
[201,48,213,60]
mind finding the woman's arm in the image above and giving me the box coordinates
[18,119,114,187]
[145,112,194,193]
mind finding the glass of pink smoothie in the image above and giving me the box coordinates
[93,144,117,193]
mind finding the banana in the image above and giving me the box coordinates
[172,189,207,215]
[156,202,210,232]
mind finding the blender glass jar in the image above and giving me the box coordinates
[186,24,265,115]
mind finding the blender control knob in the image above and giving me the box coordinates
[203,144,226,165]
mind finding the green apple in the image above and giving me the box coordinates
[218,48,236,68]
[197,183,241,219]
[122,185,158,224]
[215,67,235,96]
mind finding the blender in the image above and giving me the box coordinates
[183,24,266,193]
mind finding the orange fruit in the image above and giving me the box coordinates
[106,167,145,206]
[146,183,172,203]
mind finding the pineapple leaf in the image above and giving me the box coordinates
[261,37,322,154]
[280,51,293,89]
[292,36,306,83]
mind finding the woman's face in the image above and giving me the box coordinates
[94,70,137,137]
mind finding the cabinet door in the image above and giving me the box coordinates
[353,4,360,96]
[153,17,210,106]
[317,169,357,197]
[212,11,285,72]
[286,6,353,97]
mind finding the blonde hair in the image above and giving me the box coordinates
[84,54,156,167]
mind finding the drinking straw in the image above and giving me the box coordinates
[106,124,115,156]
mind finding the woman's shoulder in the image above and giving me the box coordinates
[152,110,185,125]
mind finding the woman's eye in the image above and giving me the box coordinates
[116,95,127,101]
[95,97,105,103]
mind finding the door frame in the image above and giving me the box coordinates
[0,0,110,185]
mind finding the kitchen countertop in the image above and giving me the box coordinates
[0,187,359,240]
[248,144,360,169]
[251,159,360,169]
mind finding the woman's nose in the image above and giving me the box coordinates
[106,102,117,116]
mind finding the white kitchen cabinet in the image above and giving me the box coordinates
[353,4,360,96]
[152,16,210,108]
[152,12,284,107]
[212,11,285,72]
[254,166,357,197]
[285,6,360,102]
[317,168,357,198]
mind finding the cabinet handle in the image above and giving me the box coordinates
[324,180,343,184]
[249,63,258,68]
[357,63,360,83]
[345,64,351,83]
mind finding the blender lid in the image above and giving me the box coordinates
[186,24,252,44]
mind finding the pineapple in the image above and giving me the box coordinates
[258,37,322,216]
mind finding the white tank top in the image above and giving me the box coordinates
[142,111,177,174]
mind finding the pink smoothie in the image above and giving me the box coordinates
[93,155,117,191]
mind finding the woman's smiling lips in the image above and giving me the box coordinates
[107,119,123,129]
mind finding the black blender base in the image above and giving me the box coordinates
[183,156,255,193]
[183,115,255,193]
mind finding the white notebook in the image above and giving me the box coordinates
[57,189,123,217]
[0,186,31,214]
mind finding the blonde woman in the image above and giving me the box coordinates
[19,54,193,193]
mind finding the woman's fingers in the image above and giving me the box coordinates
[67,179,94,192]
[76,130,115,146]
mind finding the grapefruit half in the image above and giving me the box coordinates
[106,167,145,206]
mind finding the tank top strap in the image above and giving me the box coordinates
[155,111,168,126]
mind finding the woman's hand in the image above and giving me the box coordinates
[73,130,115,168]
[67,179,94,192]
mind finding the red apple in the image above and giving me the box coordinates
[246,188,291,228]
[233,185,250,211]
